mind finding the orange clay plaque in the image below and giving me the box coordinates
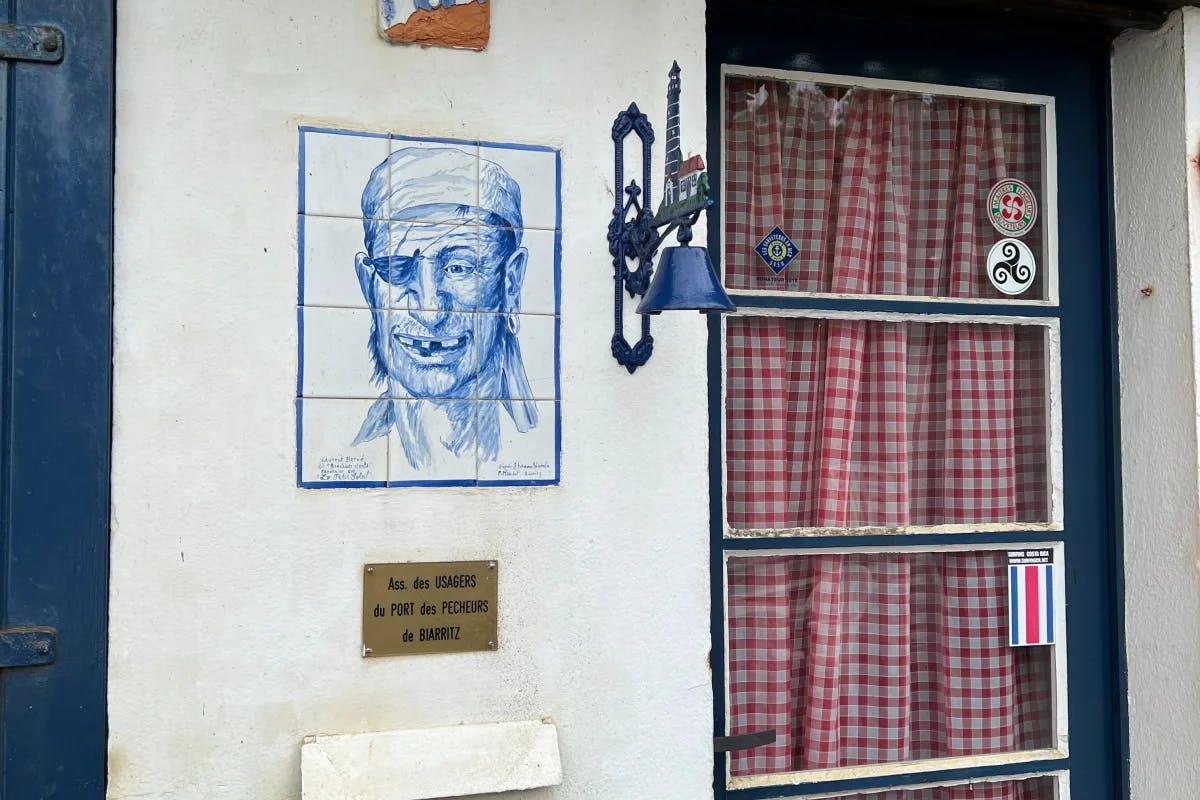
[378,1,490,51]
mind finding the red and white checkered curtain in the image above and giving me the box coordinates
[727,552,1053,777]
[722,80,1052,784]
[723,79,1043,297]
[725,318,1047,529]
[723,81,1048,531]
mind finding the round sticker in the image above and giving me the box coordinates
[987,179,1038,237]
[986,238,1037,296]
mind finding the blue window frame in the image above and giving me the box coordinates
[706,6,1124,799]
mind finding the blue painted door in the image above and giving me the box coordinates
[0,2,113,797]
[708,7,1123,800]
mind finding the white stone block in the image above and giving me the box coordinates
[301,720,562,800]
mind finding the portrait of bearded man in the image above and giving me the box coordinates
[350,146,539,471]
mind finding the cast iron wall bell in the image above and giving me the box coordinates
[607,62,735,374]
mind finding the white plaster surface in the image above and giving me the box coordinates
[300,720,562,800]
[108,2,712,799]
[1113,11,1200,798]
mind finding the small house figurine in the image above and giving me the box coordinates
[663,154,708,208]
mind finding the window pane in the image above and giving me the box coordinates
[818,777,1056,800]
[723,77,1046,300]
[725,317,1048,530]
[726,552,1054,777]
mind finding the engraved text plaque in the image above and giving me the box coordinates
[362,561,498,657]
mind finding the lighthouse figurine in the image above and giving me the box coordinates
[654,62,710,225]
[606,60,734,372]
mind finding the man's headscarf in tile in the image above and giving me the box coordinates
[360,146,522,255]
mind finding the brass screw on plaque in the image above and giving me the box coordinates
[488,562,496,570]
[488,641,496,649]
[364,646,373,656]
[367,567,375,573]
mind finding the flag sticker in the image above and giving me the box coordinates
[1007,550,1055,647]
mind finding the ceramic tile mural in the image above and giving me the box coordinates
[297,127,561,488]
[378,0,490,50]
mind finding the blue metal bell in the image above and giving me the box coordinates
[636,243,737,314]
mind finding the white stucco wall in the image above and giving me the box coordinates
[112,3,1200,799]
[108,2,713,799]
[1113,10,1200,798]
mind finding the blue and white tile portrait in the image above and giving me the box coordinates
[297,128,561,488]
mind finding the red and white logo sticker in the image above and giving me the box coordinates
[987,179,1038,237]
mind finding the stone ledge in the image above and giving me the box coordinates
[301,720,562,800]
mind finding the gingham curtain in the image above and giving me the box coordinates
[722,81,1052,783]
[723,81,1048,531]
[727,552,1053,777]
[725,317,1047,530]
[723,79,1043,297]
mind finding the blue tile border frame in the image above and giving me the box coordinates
[296,126,562,489]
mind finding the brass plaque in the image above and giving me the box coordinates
[362,561,498,657]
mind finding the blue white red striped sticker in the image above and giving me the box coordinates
[1007,550,1055,647]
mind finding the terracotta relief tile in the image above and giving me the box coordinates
[378,0,490,51]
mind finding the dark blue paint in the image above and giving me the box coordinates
[297,213,307,306]
[478,137,555,155]
[0,628,55,668]
[726,758,1067,800]
[608,103,656,372]
[637,243,736,315]
[1097,58,1133,800]
[1011,567,1021,646]
[706,306,727,797]
[607,97,732,364]
[296,304,306,398]
[1047,565,1055,643]
[554,149,563,236]
[299,125,389,140]
[1,0,113,797]
[707,7,1121,799]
